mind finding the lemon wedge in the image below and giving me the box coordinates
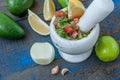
[68,0,85,20]
[30,42,55,65]
[28,9,50,36]
[43,0,55,21]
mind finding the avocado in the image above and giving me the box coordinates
[6,0,34,16]
[0,13,24,39]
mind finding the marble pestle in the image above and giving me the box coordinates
[77,0,114,32]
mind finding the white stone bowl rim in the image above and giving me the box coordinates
[50,8,99,44]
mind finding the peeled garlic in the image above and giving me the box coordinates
[61,68,70,76]
[51,66,60,75]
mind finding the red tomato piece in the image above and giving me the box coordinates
[55,11,65,18]
[64,26,73,34]
[71,31,78,38]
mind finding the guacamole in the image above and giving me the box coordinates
[53,10,89,40]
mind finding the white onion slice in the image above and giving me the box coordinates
[30,42,55,65]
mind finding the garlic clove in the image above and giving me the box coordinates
[51,66,60,75]
[61,68,70,76]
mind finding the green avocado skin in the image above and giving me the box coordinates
[6,0,34,16]
[0,13,24,39]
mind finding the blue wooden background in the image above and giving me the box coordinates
[0,0,120,80]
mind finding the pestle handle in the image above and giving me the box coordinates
[77,0,114,32]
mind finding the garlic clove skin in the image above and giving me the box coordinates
[51,66,60,75]
[61,68,70,76]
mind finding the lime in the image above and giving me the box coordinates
[95,36,119,62]
[58,0,68,8]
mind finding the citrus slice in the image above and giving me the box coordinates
[30,42,55,65]
[43,0,55,21]
[28,9,50,36]
[68,0,85,20]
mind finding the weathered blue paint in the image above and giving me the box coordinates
[112,69,120,74]
[112,78,120,80]
[113,0,120,8]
